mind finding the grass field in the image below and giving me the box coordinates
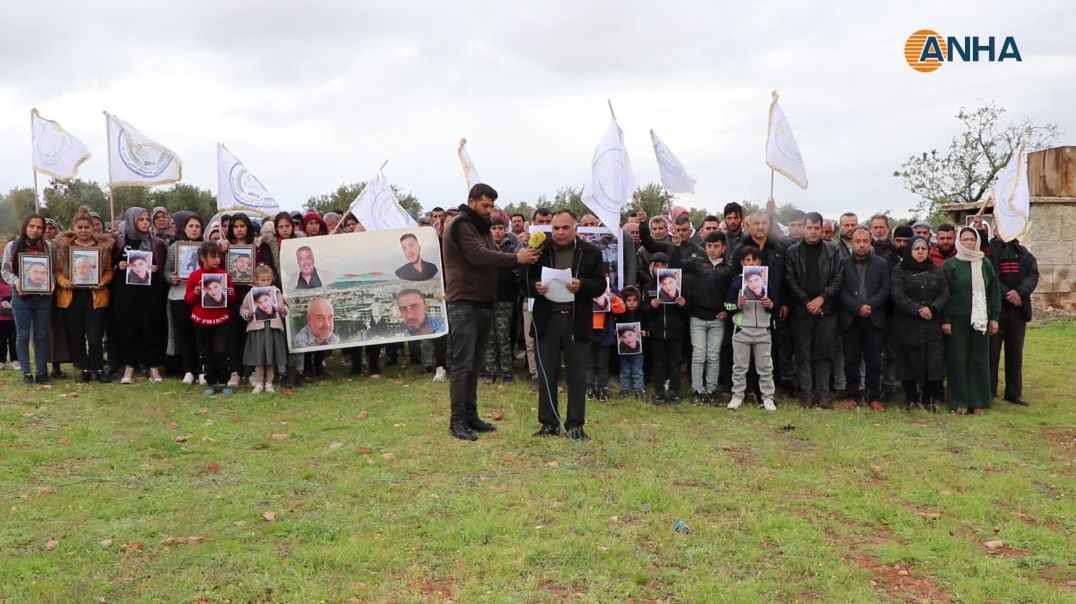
[1,320,1074,603]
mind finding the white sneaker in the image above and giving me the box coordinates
[763,399,777,412]
[182,372,195,385]
[727,398,743,410]
[12,361,22,371]
[149,367,163,383]
[198,373,207,385]
[120,366,135,384]
[264,383,275,394]
[252,384,264,395]
[432,366,446,382]
[227,372,240,387]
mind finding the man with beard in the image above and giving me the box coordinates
[870,214,898,265]
[396,289,444,336]
[838,212,858,255]
[838,226,890,412]
[442,184,539,441]
[510,213,526,237]
[394,233,439,281]
[722,202,745,262]
[929,223,958,266]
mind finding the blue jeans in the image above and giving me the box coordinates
[689,317,724,393]
[12,294,51,375]
[619,354,644,393]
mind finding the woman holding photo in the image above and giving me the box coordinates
[165,213,204,385]
[110,206,168,384]
[1,214,54,384]
[223,213,276,387]
[54,207,115,383]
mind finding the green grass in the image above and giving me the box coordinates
[1,321,1074,603]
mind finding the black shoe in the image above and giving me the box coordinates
[670,395,682,405]
[691,391,705,405]
[468,419,497,432]
[597,386,609,401]
[34,372,49,385]
[532,424,560,437]
[23,373,34,385]
[79,370,92,383]
[617,390,630,400]
[566,426,591,441]
[1005,396,1030,406]
[653,394,666,406]
[95,370,111,384]
[51,365,65,379]
[448,422,478,441]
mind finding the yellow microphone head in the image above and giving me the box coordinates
[529,231,546,249]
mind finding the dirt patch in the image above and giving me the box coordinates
[419,580,455,601]
[1040,564,1076,589]
[539,580,588,599]
[1043,427,1076,453]
[847,553,953,604]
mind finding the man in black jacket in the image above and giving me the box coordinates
[784,212,845,407]
[526,210,606,440]
[839,226,891,411]
[989,236,1039,406]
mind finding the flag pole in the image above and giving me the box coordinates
[33,171,40,211]
[769,169,775,201]
[30,109,41,210]
[103,111,117,227]
[607,99,616,121]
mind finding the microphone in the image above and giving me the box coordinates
[529,231,547,249]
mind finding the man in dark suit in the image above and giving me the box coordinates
[989,235,1039,406]
[839,226,891,411]
[526,209,606,440]
[395,233,439,281]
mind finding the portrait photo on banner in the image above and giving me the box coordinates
[227,245,255,285]
[176,242,200,280]
[201,273,228,308]
[18,253,52,293]
[280,227,448,354]
[126,250,152,286]
[70,247,101,287]
[657,268,682,303]
[616,321,642,355]
[530,225,621,293]
[741,266,769,301]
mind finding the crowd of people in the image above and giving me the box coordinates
[0,187,1040,440]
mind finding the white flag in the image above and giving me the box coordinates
[582,117,636,230]
[992,139,1030,242]
[458,138,482,190]
[31,109,91,181]
[650,129,696,194]
[105,112,182,186]
[347,170,417,231]
[766,91,808,190]
[216,144,280,213]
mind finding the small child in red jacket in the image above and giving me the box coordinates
[185,242,235,396]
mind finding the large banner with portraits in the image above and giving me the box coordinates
[280,228,448,353]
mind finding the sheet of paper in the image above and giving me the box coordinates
[540,266,574,303]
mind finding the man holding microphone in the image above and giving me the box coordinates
[442,184,540,441]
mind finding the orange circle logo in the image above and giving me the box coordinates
[905,29,947,72]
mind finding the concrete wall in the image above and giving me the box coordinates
[1025,199,1076,312]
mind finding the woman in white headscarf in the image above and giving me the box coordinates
[941,227,1001,415]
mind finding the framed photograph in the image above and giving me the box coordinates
[616,322,642,355]
[176,242,200,280]
[656,268,682,304]
[741,266,769,301]
[69,247,101,287]
[251,286,278,320]
[18,253,52,293]
[126,250,153,286]
[226,245,255,285]
[201,273,228,308]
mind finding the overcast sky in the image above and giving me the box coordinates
[2,1,1073,219]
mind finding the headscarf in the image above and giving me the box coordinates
[151,206,173,240]
[900,236,934,273]
[124,206,152,251]
[300,211,327,237]
[955,227,987,334]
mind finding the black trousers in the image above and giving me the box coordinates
[63,290,105,371]
[0,320,14,363]
[169,299,198,375]
[113,285,165,368]
[348,344,382,375]
[718,320,733,388]
[447,301,492,424]
[194,323,230,386]
[843,317,883,401]
[990,305,1027,400]
[791,312,836,398]
[227,301,245,374]
[650,337,684,397]
[535,310,588,429]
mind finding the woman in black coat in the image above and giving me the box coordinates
[890,236,950,411]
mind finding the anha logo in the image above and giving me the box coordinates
[905,29,1022,73]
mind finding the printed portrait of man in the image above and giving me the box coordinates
[395,288,444,336]
[295,246,328,289]
[292,296,339,347]
[72,252,98,286]
[127,251,151,286]
[21,258,50,291]
[394,233,439,281]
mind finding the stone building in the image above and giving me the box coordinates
[941,145,1076,312]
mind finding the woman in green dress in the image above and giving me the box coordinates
[942,227,1001,415]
